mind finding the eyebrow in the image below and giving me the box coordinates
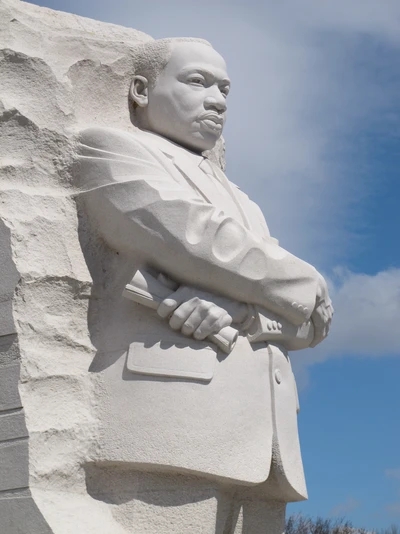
[179,67,231,85]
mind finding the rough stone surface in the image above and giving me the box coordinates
[0,1,227,532]
[0,1,143,532]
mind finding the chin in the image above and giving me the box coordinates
[190,131,220,153]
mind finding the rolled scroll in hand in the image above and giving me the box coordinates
[123,269,238,354]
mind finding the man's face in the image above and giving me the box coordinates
[145,42,230,153]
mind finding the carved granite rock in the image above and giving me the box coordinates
[0,2,228,531]
[0,2,332,533]
[0,1,151,532]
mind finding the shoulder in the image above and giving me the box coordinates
[77,126,153,159]
[74,127,171,191]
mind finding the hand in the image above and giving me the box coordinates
[310,274,334,348]
[157,286,247,341]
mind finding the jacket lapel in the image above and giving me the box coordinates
[167,150,218,205]
[159,138,255,231]
[134,130,256,231]
[136,130,221,204]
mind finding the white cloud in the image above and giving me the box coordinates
[292,268,400,389]
[284,0,400,44]
[325,268,400,355]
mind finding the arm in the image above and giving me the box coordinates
[157,285,330,350]
[75,127,319,326]
[232,181,333,347]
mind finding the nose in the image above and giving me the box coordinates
[204,86,227,113]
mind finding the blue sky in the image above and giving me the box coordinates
[27,0,400,529]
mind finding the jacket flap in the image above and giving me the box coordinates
[126,336,217,382]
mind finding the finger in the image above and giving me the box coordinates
[157,286,189,318]
[310,319,325,342]
[312,306,327,328]
[310,300,335,347]
[310,322,330,347]
[191,307,223,340]
[180,306,210,337]
[320,307,333,334]
[309,313,325,348]
[193,310,232,340]
[169,299,198,331]
[157,297,180,319]
[215,313,233,332]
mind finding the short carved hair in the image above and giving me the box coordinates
[132,37,212,87]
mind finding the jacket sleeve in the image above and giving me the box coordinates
[74,127,318,326]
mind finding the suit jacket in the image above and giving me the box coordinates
[74,126,318,501]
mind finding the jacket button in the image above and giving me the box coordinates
[275,369,282,384]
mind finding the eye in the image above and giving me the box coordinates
[220,86,230,98]
[188,76,205,86]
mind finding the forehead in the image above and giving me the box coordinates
[165,42,229,80]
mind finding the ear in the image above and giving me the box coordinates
[129,76,149,108]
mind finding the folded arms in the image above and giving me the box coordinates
[75,127,332,347]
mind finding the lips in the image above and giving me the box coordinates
[200,113,223,124]
[199,114,224,132]
[202,119,223,132]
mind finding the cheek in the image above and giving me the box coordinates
[170,87,203,114]
[149,94,180,123]
[148,86,204,129]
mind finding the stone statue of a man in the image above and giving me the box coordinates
[75,37,333,534]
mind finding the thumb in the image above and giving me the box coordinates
[157,287,185,318]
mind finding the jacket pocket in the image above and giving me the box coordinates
[126,334,217,382]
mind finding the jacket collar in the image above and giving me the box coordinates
[136,130,220,204]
